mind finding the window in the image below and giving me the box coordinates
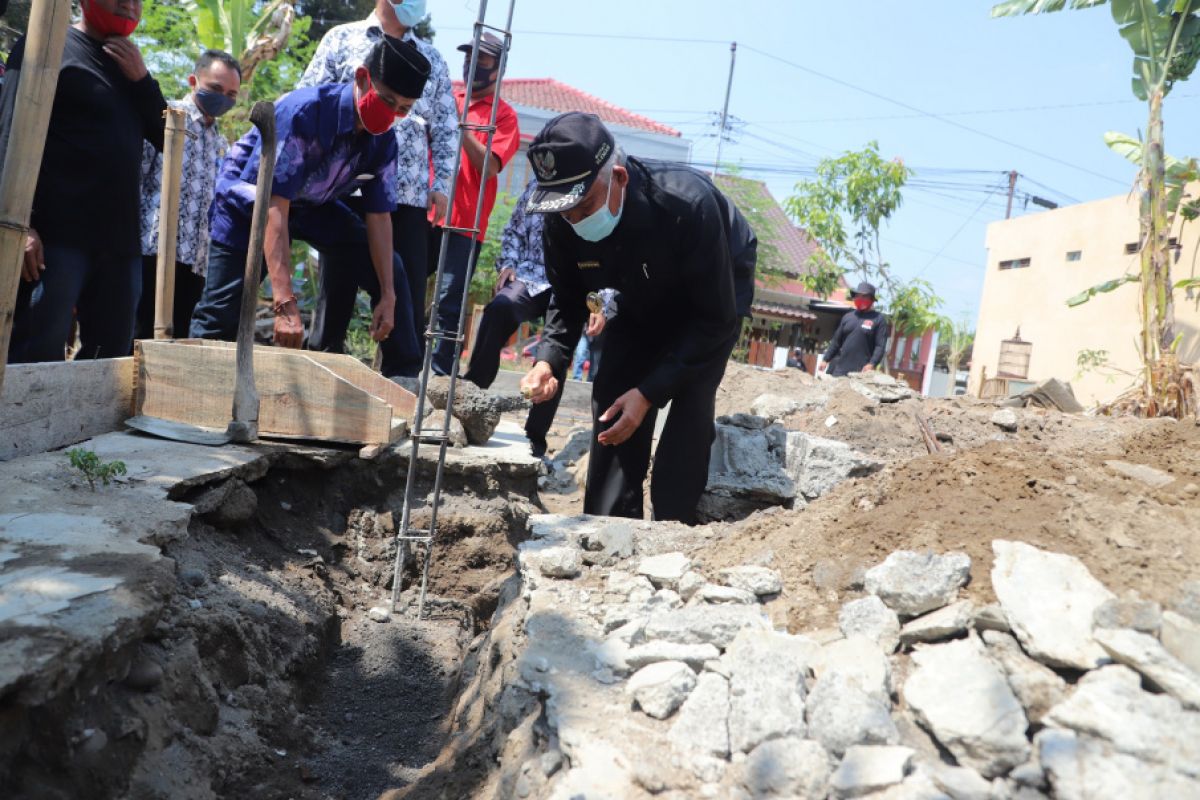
[1066,250,1082,262]
[911,338,921,363]
[1124,242,1139,255]
[1126,238,1178,255]
[999,258,1031,270]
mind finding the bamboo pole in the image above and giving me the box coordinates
[154,107,187,339]
[0,0,72,394]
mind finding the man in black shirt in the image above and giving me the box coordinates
[2,0,167,362]
[520,113,757,524]
[820,281,890,376]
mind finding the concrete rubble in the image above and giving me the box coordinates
[441,515,1200,799]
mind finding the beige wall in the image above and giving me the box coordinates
[970,192,1200,407]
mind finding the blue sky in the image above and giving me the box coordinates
[425,0,1194,324]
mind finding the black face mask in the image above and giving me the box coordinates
[463,59,499,91]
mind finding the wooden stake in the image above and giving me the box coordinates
[0,0,72,395]
[153,107,188,339]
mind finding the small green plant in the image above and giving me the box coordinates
[67,448,127,491]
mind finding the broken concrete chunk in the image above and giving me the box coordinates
[423,376,504,445]
[635,552,692,590]
[1161,610,1200,676]
[1094,627,1200,710]
[864,550,971,617]
[725,628,814,753]
[829,745,915,798]
[786,431,884,501]
[991,540,1114,669]
[1104,459,1174,489]
[980,630,1066,724]
[1171,580,1200,624]
[677,570,706,601]
[605,571,655,603]
[990,408,1019,432]
[903,635,1030,777]
[700,417,796,522]
[750,393,801,421]
[625,641,720,671]
[581,523,635,563]
[626,660,697,719]
[667,671,730,758]
[813,634,892,700]
[718,565,784,597]
[971,603,1010,633]
[640,604,770,649]
[192,477,257,524]
[524,545,582,579]
[921,761,992,800]
[367,606,390,623]
[1092,593,1162,634]
[806,671,899,756]
[1036,728,1198,800]
[900,600,973,647]
[738,737,831,800]
[839,595,901,653]
[693,583,757,605]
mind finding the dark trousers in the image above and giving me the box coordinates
[190,205,421,377]
[8,242,140,363]
[135,255,206,341]
[426,227,481,376]
[461,279,563,447]
[583,319,735,524]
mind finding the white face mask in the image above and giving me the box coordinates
[569,174,625,242]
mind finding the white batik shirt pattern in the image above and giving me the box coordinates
[139,98,228,273]
[298,16,457,210]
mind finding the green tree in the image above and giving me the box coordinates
[785,141,945,336]
[937,316,974,396]
[993,0,1200,416]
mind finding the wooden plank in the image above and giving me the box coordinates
[173,339,416,419]
[0,358,134,461]
[135,341,392,445]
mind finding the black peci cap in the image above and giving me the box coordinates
[367,35,430,99]
[457,32,505,59]
[526,112,615,213]
[849,281,877,298]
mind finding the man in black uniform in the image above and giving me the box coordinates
[820,281,890,376]
[519,112,757,524]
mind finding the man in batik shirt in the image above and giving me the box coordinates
[137,49,241,341]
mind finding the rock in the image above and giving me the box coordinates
[829,745,915,798]
[718,565,784,597]
[971,604,1010,633]
[124,657,164,692]
[1161,610,1200,675]
[423,376,503,445]
[1104,459,1175,489]
[367,606,390,623]
[990,540,1115,669]
[990,408,1019,432]
[550,428,591,466]
[1094,627,1200,709]
[700,418,795,522]
[636,552,692,590]
[903,635,1029,777]
[677,570,706,601]
[605,571,655,603]
[668,672,730,757]
[725,628,815,753]
[750,393,800,421]
[806,671,899,756]
[786,431,884,501]
[1009,758,1047,790]
[1171,580,1200,623]
[694,584,758,605]
[922,762,992,800]
[980,630,1066,724]
[179,568,207,588]
[1042,664,1200,774]
[640,604,770,649]
[1092,593,1162,634]
[627,661,697,719]
[813,635,892,699]
[1036,728,1198,800]
[192,477,258,524]
[418,409,469,448]
[580,523,635,565]
[839,595,901,653]
[738,737,831,799]
[525,546,582,579]
[900,600,973,647]
[847,372,917,402]
[625,641,720,670]
[864,550,971,617]
[717,412,771,430]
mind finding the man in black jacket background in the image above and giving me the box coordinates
[520,112,756,524]
[820,281,890,376]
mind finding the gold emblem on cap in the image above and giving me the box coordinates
[532,150,556,181]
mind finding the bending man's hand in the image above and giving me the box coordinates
[22,229,44,282]
[370,292,395,342]
[521,361,558,404]
[273,300,304,349]
[428,191,448,226]
[597,388,651,447]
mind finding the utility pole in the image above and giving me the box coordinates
[713,41,737,177]
[1005,170,1018,220]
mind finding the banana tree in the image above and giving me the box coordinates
[185,0,295,85]
[993,0,1200,414]
[938,317,974,397]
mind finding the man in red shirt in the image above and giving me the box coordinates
[427,32,519,375]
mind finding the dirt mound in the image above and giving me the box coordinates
[696,419,1200,633]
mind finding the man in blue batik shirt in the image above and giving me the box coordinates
[191,35,430,378]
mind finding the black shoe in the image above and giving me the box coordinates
[529,436,548,459]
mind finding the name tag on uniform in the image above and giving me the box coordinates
[578,260,601,270]
[862,320,875,331]
[355,174,375,182]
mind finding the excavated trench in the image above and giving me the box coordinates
[1,448,541,800]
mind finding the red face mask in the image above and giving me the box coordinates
[853,297,874,312]
[357,80,396,136]
[83,0,139,37]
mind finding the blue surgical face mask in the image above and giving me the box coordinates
[390,0,427,28]
[194,88,236,118]
[569,174,624,242]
